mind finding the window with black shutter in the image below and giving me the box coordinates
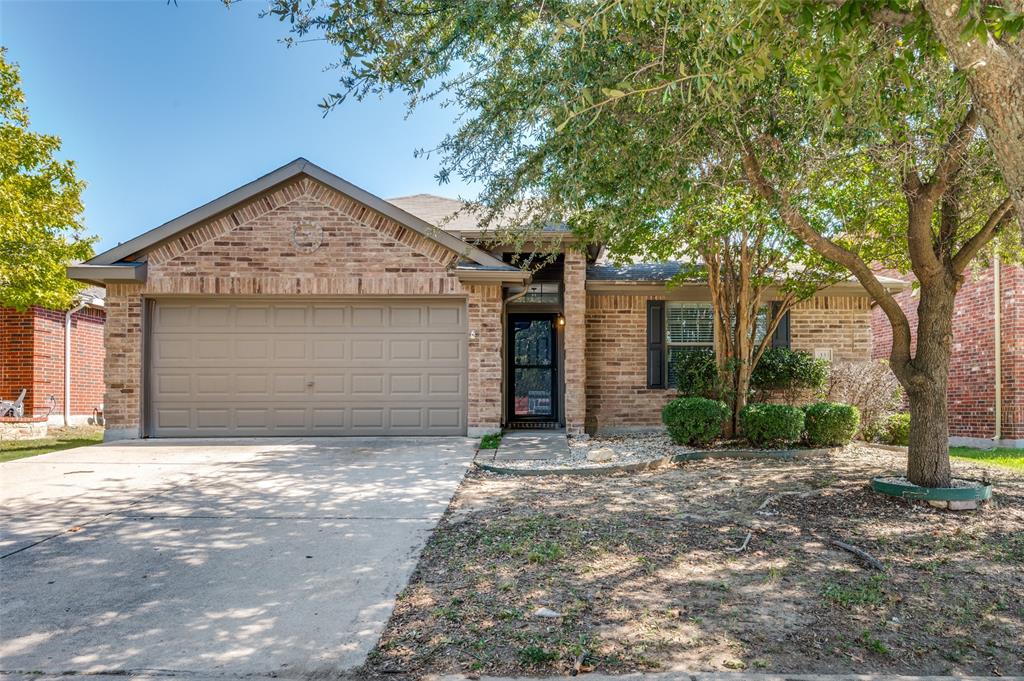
[646,300,666,388]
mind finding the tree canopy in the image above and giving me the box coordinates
[0,48,92,312]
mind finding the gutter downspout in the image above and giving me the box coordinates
[64,301,86,427]
[993,253,1002,444]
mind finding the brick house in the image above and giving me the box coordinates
[0,288,106,425]
[871,263,1024,448]
[68,158,902,441]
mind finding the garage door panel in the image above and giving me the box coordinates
[149,299,467,436]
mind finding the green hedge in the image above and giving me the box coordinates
[751,347,829,393]
[804,402,860,446]
[662,397,729,446]
[880,413,910,446]
[668,348,719,398]
[740,403,805,446]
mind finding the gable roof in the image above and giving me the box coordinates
[84,158,510,270]
[388,193,571,237]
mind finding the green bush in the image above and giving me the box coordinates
[669,347,719,397]
[751,347,829,394]
[662,397,729,446]
[740,403,805,447]
[880,413,910,446]
[804,402,861,446]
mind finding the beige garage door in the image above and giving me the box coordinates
[147,299,467,437]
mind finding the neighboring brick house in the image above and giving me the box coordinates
[68,158,901,441]
[0,288,106,424]
[871,263,1024,448]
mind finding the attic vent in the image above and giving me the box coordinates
[231,212,241,226]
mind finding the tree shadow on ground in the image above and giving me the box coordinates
[369,445,1024,678]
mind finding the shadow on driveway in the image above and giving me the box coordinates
[0,437,475,676]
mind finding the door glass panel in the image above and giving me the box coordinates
[514,368,553,416]
[511,318,555,418]
[514,320,553,365]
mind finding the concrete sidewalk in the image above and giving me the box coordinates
[480,429,569,462]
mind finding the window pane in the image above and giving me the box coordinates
[510,282,561,304]
[514,368,553,416]
[513,319,553,365]
[667,302,714,344]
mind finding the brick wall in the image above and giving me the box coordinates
[790,295,872,361]
[563,251,587,434]
[585,294,675,432]
[871,263,1024,441]
[101,176,503,438]
[0,305,106,419]
[467,284,503,435]
[585,292,873,432]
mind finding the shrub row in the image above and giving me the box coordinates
[661,397,861,448]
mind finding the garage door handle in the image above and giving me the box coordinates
[306,381,315,387]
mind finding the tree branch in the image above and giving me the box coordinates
[740,142,914,376]
[952,196,1015,273]
[925,106,979,202]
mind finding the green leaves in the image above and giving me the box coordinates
[0,49,93,311]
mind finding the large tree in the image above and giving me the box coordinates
[265,0,1019,487]
[0,48,92,312]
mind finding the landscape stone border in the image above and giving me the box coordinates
[474,446,839,477]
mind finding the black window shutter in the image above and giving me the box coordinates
[770,303,791,349]
[647,300,666,388]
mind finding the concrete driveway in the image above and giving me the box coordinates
[0,437,475,676]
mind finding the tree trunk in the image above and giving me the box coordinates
[922,0,1024,232]
[897,279,957,488]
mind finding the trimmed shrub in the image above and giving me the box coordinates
[669,347,719,398]
[804,402,861,446]
[740,403,805,447]
[751,348,829,404]
[879,413,910,446]
[662,397,729,446]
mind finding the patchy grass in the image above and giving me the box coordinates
[479,432,503,450]
[0,426,102,463]
[368,444,1023,678]
[951,446,1024,472]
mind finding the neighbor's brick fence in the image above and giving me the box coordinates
[871,263,1024,441]
[0,305,105,420]
[584,293,872,433]
[102,176,505,437]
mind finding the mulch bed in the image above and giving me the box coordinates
[365,444,1024,678]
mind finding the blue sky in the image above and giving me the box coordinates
[1,0,475,253]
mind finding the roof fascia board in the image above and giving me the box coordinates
[67,262,147,287]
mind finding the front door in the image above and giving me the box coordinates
[507,314,558,425]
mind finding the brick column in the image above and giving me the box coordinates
[103,283,144,441]
[467,283,503,436]
[563,250,587,434]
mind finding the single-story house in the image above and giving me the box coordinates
[0,288,106,425]
[68,158,903,441]
[871,264,1023,448]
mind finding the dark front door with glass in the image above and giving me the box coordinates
[507,314,558,424]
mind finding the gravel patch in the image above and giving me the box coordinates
[483,432,699,470]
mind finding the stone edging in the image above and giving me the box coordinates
[474,447,839,477]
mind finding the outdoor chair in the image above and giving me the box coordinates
[0,389,27,418]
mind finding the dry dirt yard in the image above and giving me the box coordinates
[366,444,1023,678]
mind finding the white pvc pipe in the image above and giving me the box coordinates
[993,254,1002,443]
[64,302,86,427]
